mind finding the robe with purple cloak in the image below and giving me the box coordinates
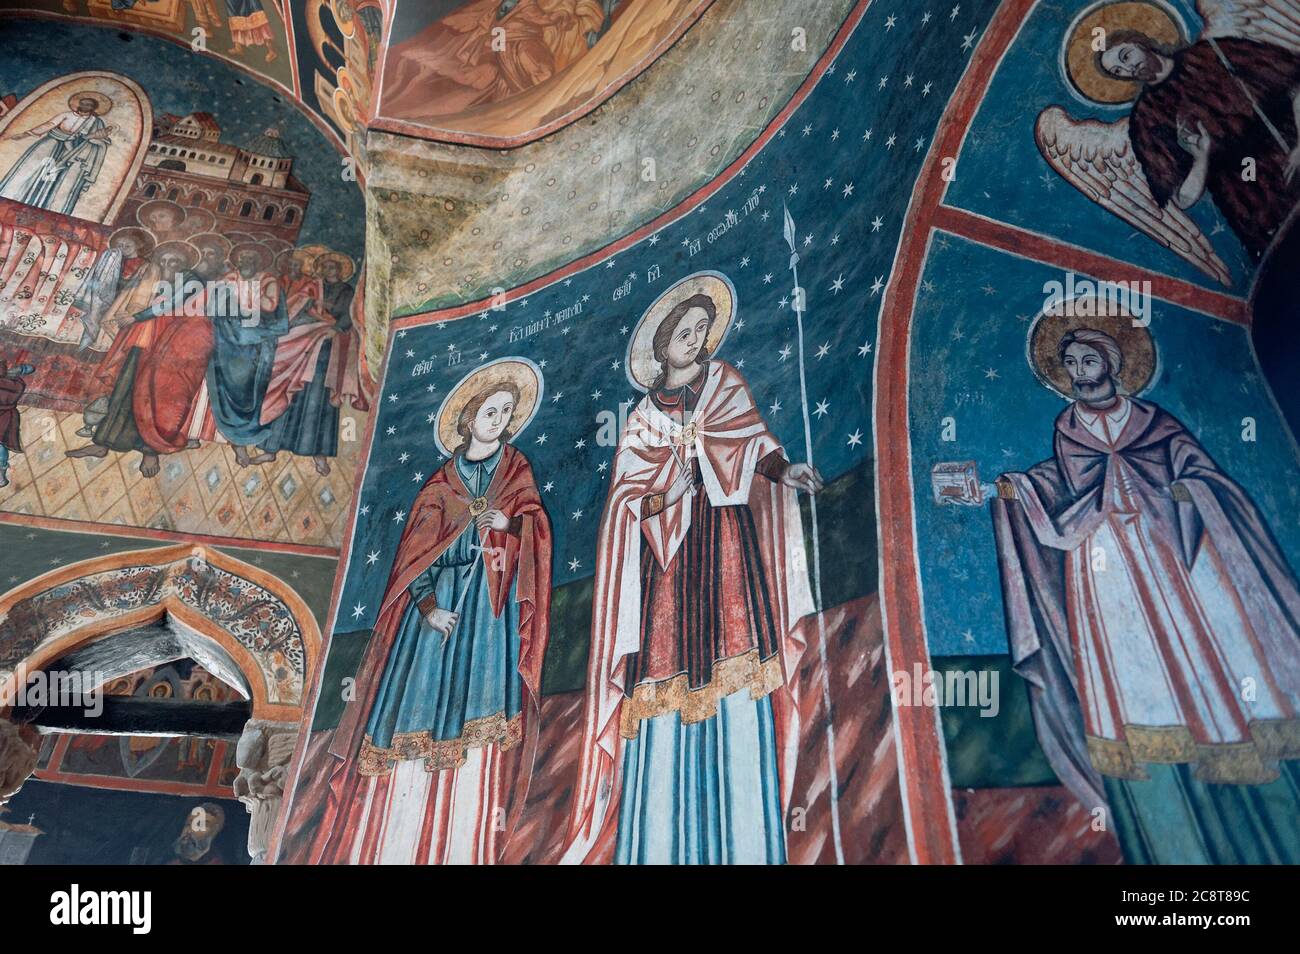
[991,396,1300,863]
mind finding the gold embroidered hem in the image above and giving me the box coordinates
[1087,718,1300,785]
[357,711,522,777]
[229,12,271,31]
[619,650,785,740]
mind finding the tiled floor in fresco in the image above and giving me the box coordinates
[0,409,362,549]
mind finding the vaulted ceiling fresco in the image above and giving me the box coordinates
[1,0,1299,883]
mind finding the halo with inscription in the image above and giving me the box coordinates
[1028,299,1158,399]
[626,270,737,392]
[433,356,544,458]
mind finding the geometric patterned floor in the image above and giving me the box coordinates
[0,408,363,550]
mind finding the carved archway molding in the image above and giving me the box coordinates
[0,543,321,723]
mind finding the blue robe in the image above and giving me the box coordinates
[363,447,524,760]
[206,272,288,447]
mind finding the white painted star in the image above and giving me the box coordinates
[351,603,366,620]
[814,399,830,418]
[847,429,863,448]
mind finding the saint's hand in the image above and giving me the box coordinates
[782,462,824,495]
[664,466,695,505]
[1176,119,1211,160]
[424,607,459,639]
[475,508,509,532]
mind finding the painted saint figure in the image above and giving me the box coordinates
[312,358,551,865]
[0,91,114,216]
[67,240,209,477]
[955,314,1300,863]
[565,273,820,865]
[260,250,362,475]
[206,242,288,466]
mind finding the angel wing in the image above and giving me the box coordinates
[1199,0,1300,54]
[1034,106,1232,285]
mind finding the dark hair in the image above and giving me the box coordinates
[1059,328,1123,381]
[650,293,716,390]
[455,381,521,451]
[1093,29,1179,81]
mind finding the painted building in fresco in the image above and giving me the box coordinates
[0,0,1297,871]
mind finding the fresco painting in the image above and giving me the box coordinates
[0,0,1298,881]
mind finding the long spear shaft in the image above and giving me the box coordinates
[783,204,845,864]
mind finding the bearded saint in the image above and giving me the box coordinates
[310,376,551,864]
[563,290,820,865]
[1100,31,1300,258]
[986,327,1300,863]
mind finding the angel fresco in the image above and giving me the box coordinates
[563,273,821,865]
[1036,0,1300,282]
[310,359,552,864]
[940,307,1300,863]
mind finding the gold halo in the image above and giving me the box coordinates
[152,240,200,271]
[136,198,186,231]
[188,231,233,258]
[434,358,543,458]
[278,247,320,274]
[626,271,737,391]
[107,226,155,259]
[67,90,113,116]
[1063,1,1185,105]
[180,207,216,235]
[1028,302,1157,398]
[228,241,274,272]
[314,250,356,281]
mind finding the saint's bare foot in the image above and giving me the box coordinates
[314,457,330,476]
[139,453,160,478]
[67,444,108,459]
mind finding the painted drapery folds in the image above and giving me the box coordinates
[4,0,1300,869]
[0,22,371,548]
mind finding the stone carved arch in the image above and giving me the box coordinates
[0,544,321,722]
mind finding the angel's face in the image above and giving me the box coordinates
[1101,42,1160,82]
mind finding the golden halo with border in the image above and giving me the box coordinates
[67,90,113,116]
[228,241,275,273]
[434,357,543,458]
[107,226,155,260]
[151,240,200,272]
[1028,300,1158,399]
[626,270,737,392]
[136,198,186,232]
[188,231,233,260]
[181,207,216,235]
[315,250,356,281]
[278,246,320,275]
[1062,0,1186,106]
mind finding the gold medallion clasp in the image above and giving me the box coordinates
[468,496,489,517]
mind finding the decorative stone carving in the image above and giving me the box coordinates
[233,720,298,864]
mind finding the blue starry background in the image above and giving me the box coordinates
[910,233,1300,657]
[334,2,1000,650]
[0,19,365,261]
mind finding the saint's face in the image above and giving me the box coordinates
[236,251,260,277]
[157,251,186,276]
[469,389,516,445]
[195,247,225,280]
[112,237,140,258]
[148,211,180,233]
[664,306,711,370]
[1101,42,1159,82]
[320,260,341,283]
[286,259,303,280]
[1062,342,1114,402]
[76,98,97,115]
